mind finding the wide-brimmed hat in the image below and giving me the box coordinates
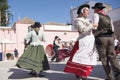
[77,4,90,14]
[92,2,106,9]
[32,22,42,28]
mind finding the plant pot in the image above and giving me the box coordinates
[6,53,12,60]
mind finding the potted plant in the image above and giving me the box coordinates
[6,53,12,60]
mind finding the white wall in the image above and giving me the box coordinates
[108,8,120,21]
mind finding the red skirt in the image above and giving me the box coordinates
[45,44,71,61]
[64,41,93,78]
[58,49,71,61]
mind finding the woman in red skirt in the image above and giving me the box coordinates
[64,4,97,80]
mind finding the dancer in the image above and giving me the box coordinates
[51,36,60,62]
[92,2,120,80]
[16,22,49,77]
[64,4,97,80]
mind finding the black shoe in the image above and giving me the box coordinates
[115,74,120,80]
[75,74,79,79]
[55,59,59,62]
[51,59,54,62]
[81,77,87,80]
[39,74,45,77]
[105,78,112,80]
[32,73,45,77]
[28,70,36,75]
[55,61,59,62]
[31,72,37,77]
[28,71,33,75]
[16,64,21,68]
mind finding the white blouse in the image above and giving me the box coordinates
[73,17,94,39]
[74,17,93,32]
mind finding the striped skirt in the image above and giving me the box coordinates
[16,45,50,71]
[64,41,93,78]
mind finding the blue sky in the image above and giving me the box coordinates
[8,0,120,24]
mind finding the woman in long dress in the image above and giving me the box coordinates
[16,22,49,77]
[64,4,97,80]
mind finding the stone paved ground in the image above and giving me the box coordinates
[0,55,120,80]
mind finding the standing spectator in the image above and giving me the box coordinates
[62,41,69,49]
[115,41,120,55]
[16,22,49,77]
[92,2,120,80]
[113,35,119,51]
[14,48,19,59]
[64,4,97,80]
[69,41,74,51]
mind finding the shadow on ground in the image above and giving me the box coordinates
[8,62,105,80]
[8,68,32,79]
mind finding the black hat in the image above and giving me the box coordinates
[32,22,42,28]
[92,2,106,9]
[30,25,34,28]
[77,4,90,14]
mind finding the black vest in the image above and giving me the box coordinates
[93,13,113,37]
[53,40,59,49]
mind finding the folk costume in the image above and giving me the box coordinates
[16,22,49,77]
[92,2,120,80]
[64,4,97,79]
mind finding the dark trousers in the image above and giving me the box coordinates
[51,48,59,62]
[95,36,120,79]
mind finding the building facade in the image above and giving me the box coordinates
[0,23,78,60]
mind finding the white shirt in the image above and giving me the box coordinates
[114,39,119,46]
